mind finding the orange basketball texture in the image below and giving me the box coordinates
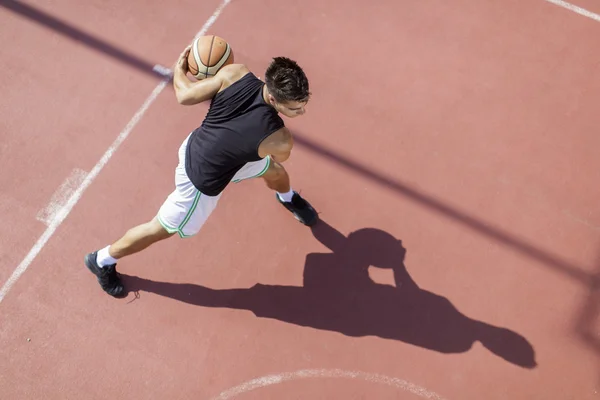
[187,35,234,79]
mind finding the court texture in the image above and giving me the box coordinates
[1,0,599,398]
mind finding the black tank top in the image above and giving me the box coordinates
[184,72,285,196]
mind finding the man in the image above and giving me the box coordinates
[84,45,318,297]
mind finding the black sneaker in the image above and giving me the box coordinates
[276,191,319,226]
[84,251,125,297]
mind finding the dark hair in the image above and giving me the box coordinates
[264,57,310,103]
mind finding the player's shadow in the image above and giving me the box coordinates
[121,220,536,369]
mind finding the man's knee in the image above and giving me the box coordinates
[148,217,176,240]
[262,161,287,182]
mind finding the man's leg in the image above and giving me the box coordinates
[84,217,174,297]
[85,185,220,298]
[101,217,175,259]
[260,161,319,226]
[261,159,290,193]
[230,156,318,225]
[85,131,220,297]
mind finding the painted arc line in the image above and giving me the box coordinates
[210,368,449,400]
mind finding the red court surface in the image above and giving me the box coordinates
[1,0,600,398]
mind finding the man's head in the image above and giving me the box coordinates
[264,57,310,118]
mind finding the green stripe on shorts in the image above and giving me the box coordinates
[232,156,271,183]
[178,191,201,232]
[157,191,202,238]
[254,155,271,177]
[157,213,179,234]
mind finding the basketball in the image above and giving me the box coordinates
[187,35,234,79]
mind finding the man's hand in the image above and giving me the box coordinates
[172,43,223,105]
[175,45,191,75]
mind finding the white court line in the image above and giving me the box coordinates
[36,168,88,226]
[0,0,231,304]
[211,369,448,400]
[544,0,600,22]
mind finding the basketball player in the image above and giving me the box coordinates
[84,45,318,297]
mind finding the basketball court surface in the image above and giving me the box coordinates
[1,0,599,398]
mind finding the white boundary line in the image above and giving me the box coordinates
[544,0,600,22]
[0,0,231,304]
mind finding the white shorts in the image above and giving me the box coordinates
[157,133,271,238]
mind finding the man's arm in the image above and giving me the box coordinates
[258,127,294,163]
[172,45,224,105]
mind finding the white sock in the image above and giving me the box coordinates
[96,245,118,268]
[277,188,295,202]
